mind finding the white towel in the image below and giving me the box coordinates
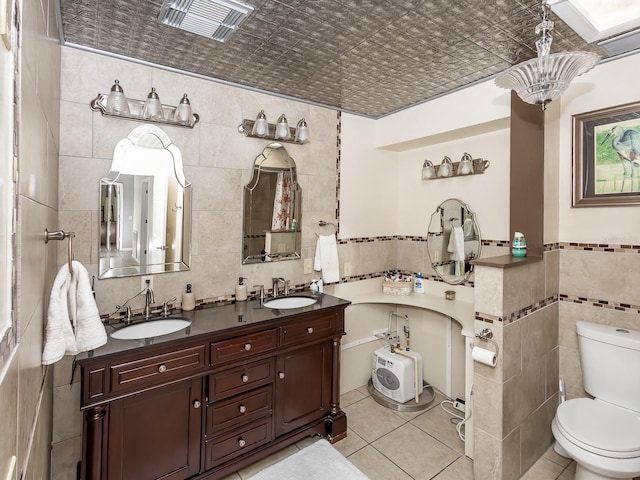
[447,226,466,261]
[314,234,340,283]
[42,261,107,365]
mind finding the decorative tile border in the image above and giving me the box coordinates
[475,295,558,324]
[559,241,640,253]
[559,293,640,315]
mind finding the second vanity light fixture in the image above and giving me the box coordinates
[422,153,490,181]
[238,110,310,144]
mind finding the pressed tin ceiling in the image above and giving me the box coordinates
[57,0,611,118]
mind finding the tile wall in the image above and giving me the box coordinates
[0,0,61,479]
[472,250,560,480]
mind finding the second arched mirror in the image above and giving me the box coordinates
[242,142,302,264]
[427,198,481,284]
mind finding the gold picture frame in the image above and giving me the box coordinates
[573,101,640,207]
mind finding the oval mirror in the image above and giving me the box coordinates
[99,124,192,278]
[242,143,301,264]
[427,198,481,285]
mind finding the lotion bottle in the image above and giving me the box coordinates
[414,273,425,294]
[235,277,248,301]
[182,284,195,311]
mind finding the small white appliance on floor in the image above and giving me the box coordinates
[551,321,640,480]
[372,345,423,404]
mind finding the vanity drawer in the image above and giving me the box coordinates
[210,329,278,365]
[206,385,272,434]
[279,313,337,346]
[205,417,272,469]
[110,344,206,395]
[208,358,274,400]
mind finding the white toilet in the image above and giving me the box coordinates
[552,321,640,480]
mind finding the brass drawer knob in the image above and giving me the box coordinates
[306,327,314,334]
[244,343,251,351]
[238,405,247,414]
[193,400,201,409]
[278,371,285,379]
[241,374,249,383]
[158,364,167,373]
[238,438,246,448]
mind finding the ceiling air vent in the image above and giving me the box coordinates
[158,0,253,43]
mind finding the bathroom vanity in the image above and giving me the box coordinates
[77,293,350,480]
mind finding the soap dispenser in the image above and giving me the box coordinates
[235,277,248,301]
[182,284,195,311]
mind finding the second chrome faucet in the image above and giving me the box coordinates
[271,277,289,297]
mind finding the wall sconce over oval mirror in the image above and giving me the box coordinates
[427,198,481,285]
[99,124,192,279]
[242,142,301,264]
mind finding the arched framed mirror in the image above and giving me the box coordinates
[99,124,192,278]
[242,142,301,264]
[427,198,481,285]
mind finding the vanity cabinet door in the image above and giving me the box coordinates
[106,377,202,480]
[274,341,332,437]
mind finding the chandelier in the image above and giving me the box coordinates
[495,2,600,110]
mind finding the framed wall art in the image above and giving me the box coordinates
[573,101,640,207]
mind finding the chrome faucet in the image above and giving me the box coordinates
[271,277,289,297]
[144,279,154,319]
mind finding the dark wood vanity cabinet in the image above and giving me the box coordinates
[79,305,347,480]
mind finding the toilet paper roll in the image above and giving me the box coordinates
[472,345,497,367]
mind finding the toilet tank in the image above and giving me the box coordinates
[577,321,640,411]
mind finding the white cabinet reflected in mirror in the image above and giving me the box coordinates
[99,124,192,279]
[243,142,301,264]
[427,198,481,285]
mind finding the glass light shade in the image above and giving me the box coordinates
[457,153,473,175]
[494,3,599,110]
[422,160,435,180]
[495,51,599,109]
[251,110,268,137]
[294,118,309,143]
[106,80,130,115]
[142,87,164,120]
[173,93,193,124]
[438,156,453,178]
[275,114,291,140]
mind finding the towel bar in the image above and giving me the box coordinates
[44,228,75,274]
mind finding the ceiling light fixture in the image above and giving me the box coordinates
[495,2,600,110]
[158,0,253,43]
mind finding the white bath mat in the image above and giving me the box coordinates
[249,439,368,480]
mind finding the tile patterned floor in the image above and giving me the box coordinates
[223,384,578,480]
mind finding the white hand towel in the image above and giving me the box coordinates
[447,226,466,261]
[42,261,107,365]
[314,234,340,284]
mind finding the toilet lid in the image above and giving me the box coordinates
[556,398,640,459]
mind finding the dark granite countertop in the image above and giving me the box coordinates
[76,292,351,364]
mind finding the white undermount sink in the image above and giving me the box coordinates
[263,295,317,309]
[110,318,192,340]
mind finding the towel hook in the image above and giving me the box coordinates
[44,228,75,274]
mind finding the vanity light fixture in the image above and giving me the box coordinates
[421,153,491,181]
[494,2,599,110]
[238,111,310,145]
[90,82,199,128]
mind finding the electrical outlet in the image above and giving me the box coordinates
[453,398,466,413]
[344,262,352,277]
[141,275,154,291]
[303,258,313,274]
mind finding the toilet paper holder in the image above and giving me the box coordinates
[472,328,500,358]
